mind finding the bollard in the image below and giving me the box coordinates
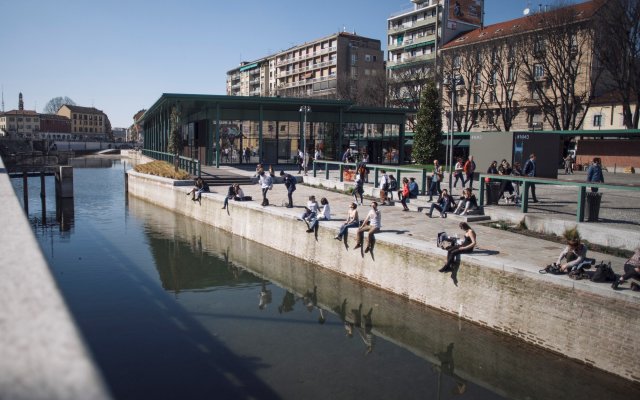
[55,166,74,198]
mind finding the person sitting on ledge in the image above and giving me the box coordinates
[453,188,478,216]
[335,202,359,242]
[222,184,236,209]
[439,222,476,273]
[354,201,381,253]
[612,248,640,290]
[427,189,453,218]
[307,197,331,233]
[187,177,209,202]
[556,232,588,273]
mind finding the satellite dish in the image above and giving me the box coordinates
[523,8,530,15]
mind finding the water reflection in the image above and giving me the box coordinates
[13,160,640,399]
[131,194,640,400]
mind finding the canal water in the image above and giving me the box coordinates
[12,157,640,400]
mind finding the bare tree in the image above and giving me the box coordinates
[478,38,526,131]
[387,65,434,130]
[440,48,483,132]
[337,72,387,107]
[519,4,601,130]
[43,96,76,114]
[594,0,640,128]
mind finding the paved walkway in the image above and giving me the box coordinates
[208,166,639,298]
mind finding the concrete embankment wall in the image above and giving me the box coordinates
[0,159,111,399]
[127,170,640,384]
[129,196,639,398]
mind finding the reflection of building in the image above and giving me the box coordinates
[226,32,385,104]
[0,93,40,138]
[57,105,110,137]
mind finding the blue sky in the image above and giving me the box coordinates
[1,0,536,127]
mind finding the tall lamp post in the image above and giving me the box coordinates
[299,105,311,175]
[444,75,464,193]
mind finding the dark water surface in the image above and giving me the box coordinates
[12,158,640,400]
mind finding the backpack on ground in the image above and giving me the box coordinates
[591,261,616,282]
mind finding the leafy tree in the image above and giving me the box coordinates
[412,81,441,164]
[43,96,76,114]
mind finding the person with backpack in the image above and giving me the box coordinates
[387,175,398,202]
[280,170,297,208]
[353,170,364,206]
[463,156,476,190]
[379,170,390,205]
[428,160,443,202]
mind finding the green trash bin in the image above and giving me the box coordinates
[585,192,602,222]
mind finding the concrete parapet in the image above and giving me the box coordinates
[127,170,640,383]
[0,159,111,400]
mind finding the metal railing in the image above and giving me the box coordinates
[142,149,201,177]
[312,160,430,195]
[478,173,640,222]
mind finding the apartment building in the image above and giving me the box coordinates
[386,0,483,110]
[0,93,40,138]
[226,32,385,104]
[57,104,110,137]
[440,1,603,133]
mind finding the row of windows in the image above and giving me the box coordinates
[72,113,103,121]
[73,127,101,133]
[0,117,39,122]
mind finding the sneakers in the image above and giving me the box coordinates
[334,236,342,241]
[439,265,452,273]
[612,279,621,290]
[631,282,640,291]
[364,246,371,253]
[427,213,432,218]
[354,243,362,250]
[306,228,314,233]
[440,212,447,219]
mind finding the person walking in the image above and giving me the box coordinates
[523,153,538,203]
[564,154,574,175]
[586,157,604,192]
[398,177,410,211]
[428,160,443,202]
[453,158,464,188]
[258,170,273,206]
[463,156,476,190]
[379,170,390,205]
[354,202,381,253]
[280,170,297,208]
[353,170,364,205]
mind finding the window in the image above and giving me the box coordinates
[534,37,545,54]
[351,54,357,65]
[593,114,602,127]
[507,65,515,82]
[365,54,371,62]
[534,64,544,79]
[473,92,481,104]
[453,55,461,68]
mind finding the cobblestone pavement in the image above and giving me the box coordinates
[201,165,639,294]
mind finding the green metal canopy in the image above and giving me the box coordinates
[239,63,259,72]
[404,40,435,50]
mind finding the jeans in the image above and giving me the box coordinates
[428,179,441,199]
[286,187,295,206]
[429,198,450,216]
[308,216,326,231]
[453,172,464,187]
[261,187,269,204]
[526,183,537,201]
[337,221,359,239]
[622,264,640,281]
[465,173,474,189]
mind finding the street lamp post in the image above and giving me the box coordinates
[299,105,311,175]
[444,75,464,193]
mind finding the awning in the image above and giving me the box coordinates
[239,63,259,72]
[404,40,435,50]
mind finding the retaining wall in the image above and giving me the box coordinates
[127,170,640,383]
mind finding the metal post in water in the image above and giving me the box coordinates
[23,171,29,215]
[40,170,46,223]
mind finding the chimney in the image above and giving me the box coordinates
[18,92,24,110]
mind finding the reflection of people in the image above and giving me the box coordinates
[434,343,467,396]
[258,282,272,310]
[278,291,296,314]
[303,286,325,324]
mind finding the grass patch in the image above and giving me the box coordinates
[134,161,191,180]
[482,219,633,258]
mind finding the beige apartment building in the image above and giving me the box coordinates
[57,104,110,137]
[226,32,385,104]
[440,0,604,133]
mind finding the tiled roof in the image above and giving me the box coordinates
[0,110,39,116]
[442,0,602,50]
[60,104,104,114]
